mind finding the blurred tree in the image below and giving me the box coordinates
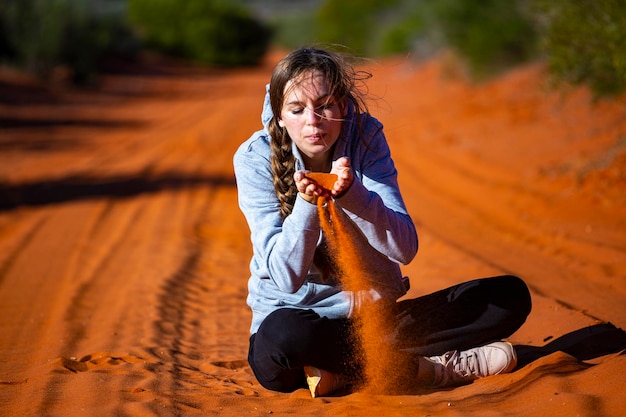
[314,0,399,55]
[1,0,71,76]
[533,0,626,96]
[0,0,137,83]
[306,0,537,78]
[127,0,272,66]
[430,0,538,79]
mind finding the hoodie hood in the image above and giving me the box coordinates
[261,84,273,131]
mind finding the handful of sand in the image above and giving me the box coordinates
[305,172,338,193]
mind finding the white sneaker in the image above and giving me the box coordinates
[429,341,517,387]
[303,366,348,398]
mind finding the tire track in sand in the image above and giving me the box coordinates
[29,186,254,416]
[0,212,47,287]
[36,184,212,416]
[35,197,155,415]
[139,186,256,417]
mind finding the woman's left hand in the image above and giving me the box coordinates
[330,157,353,197]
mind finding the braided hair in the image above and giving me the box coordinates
[268,47,371,219]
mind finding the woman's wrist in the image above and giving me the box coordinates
[299,192,318,205]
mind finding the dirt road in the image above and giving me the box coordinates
[1,53,625,416]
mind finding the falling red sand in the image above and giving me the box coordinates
[316,176,405,394]
[1,50,625,416]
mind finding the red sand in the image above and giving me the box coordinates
[305,172,338,192]
[1,51,625,416]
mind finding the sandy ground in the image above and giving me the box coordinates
[1,51,625,416]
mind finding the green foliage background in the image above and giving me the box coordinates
[532,0,626,96]
[127,0,272,67]
[0,0,137,83]
[269,0,625,95]
[0,0,624,95]
[266,0,540,82]
[427,0,538,79]
[0,0,272,83]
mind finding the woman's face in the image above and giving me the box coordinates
[278,70,346,169]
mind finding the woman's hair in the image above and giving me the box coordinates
[268,47,371,219]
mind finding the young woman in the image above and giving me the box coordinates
[233,47,532,397]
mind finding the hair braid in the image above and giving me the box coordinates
[269,118,297,219]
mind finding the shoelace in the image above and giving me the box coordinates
[449,349,487,378]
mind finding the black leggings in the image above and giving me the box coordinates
[248,275,532,392]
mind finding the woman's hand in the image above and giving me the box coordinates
[330,157,353,197]
[294,157,353,204]
[294,170,325,204]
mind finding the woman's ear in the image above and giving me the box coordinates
[278,118,285,128]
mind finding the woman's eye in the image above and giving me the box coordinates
[288,102,334,116]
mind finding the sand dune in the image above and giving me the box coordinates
[0,51,625,416]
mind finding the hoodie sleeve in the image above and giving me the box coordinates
[233,134,322,294]
[335,115,418,265]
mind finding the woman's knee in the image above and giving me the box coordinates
[500,275,532,316]
[256,308,323,355]
[485,275,532,331]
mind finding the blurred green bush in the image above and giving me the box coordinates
[127,0,272,67]
[309,0,536,79]
[313,0,398,56]
[0,0,138,84]
[428,0,538,79]
[289,0,624,96]
[533,0,626,96]
[0,0,271,84]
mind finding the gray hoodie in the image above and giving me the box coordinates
[233,87,418,334]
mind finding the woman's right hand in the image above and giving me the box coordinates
[294,170,324,204]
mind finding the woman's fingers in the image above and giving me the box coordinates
[329,157,353,196]
[295,170,325,196]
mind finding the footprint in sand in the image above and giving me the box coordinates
[202,360,259,396]
[58,352,148,373]
[210,359,249,370]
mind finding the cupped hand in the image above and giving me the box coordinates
[294,170,327,203]
[294,157,353,203]
[329,157,353,197]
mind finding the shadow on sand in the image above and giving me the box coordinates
[515,322,626,367]
[376,322,626,397]
[0,172,236,211]
[0,117,147,129]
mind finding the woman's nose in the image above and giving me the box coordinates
[305,107,322,124]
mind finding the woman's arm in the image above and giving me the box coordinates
[233,135,321,293]
[336,118,418,265]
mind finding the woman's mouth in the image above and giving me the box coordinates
[307,133,325,143]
